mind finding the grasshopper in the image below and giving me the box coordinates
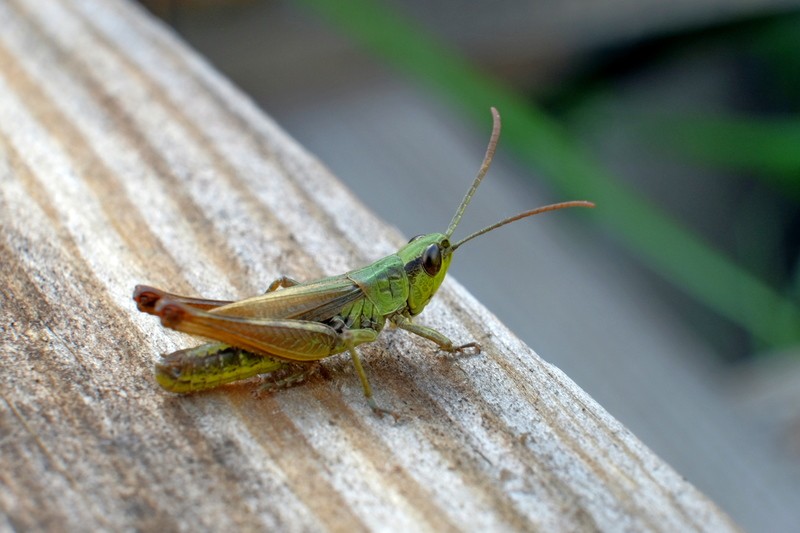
[133,108,594,416]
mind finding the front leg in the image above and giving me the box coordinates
[392,315,481,355]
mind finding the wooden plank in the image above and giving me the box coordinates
[0,1,739,531]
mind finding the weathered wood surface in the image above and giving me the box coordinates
[0,1,739,531]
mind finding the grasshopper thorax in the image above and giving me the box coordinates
[397,233,454,316]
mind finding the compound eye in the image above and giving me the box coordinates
[422,244,442,277]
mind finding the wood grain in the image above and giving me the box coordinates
[0,1,739,531]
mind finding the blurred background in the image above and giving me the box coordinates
[139,0,800,529]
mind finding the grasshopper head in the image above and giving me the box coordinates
[398,233,454,315]
[397,107,594,316]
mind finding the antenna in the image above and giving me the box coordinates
[445,107,501,238]
[452,201,595,251]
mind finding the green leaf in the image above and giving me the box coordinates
[658,116,800,199]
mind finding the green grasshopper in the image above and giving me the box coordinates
[133,108,594,416]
